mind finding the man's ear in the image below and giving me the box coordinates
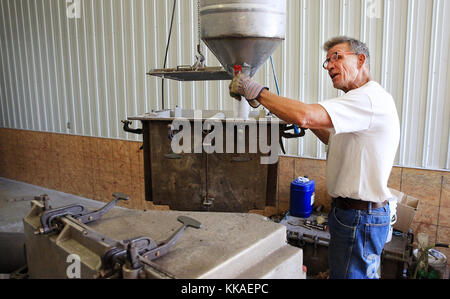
[358,53,367,68]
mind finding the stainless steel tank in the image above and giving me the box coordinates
[200,0,286,77]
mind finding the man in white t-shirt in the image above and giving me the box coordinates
[229,36,400,279]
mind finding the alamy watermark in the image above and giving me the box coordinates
[66,253,81,278]
[366,254,381,279]
[66,0,81,19]
[366,0,382,19]
[66,0,381,20]
[170,111,280,165]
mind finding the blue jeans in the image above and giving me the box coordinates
[328,201,390,279]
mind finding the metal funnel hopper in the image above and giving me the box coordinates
[202,37,283,77]
[200,0,286,78]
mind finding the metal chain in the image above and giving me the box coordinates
[197,0,201,48]
[193,0,205,69]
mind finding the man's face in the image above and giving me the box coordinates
[325,43,361,92]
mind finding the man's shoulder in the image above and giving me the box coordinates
[355,81,384,93]
[322,81,390,104]
[355,81,393,101]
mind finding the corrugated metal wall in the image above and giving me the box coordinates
[0,0,449,170]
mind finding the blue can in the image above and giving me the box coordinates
[290,177,315,218]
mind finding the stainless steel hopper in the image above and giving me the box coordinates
[200,0,286,77]
[148,0,286,81]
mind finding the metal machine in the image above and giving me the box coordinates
[22,194,305,279]
[124,110,281,212]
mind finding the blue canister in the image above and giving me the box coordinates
[290,177,315,218]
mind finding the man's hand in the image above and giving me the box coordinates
[229,73,268,102]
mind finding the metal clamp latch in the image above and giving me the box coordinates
[36,192,129,235]
[102,216,202,279]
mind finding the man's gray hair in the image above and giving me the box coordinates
[323,36,371,69]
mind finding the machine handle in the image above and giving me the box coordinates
[231,156,251,163]
[164,153,183,160]
[281,124,307,139]
[122,120,143,135]
[234,65,243,76]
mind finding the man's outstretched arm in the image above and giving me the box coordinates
[257,89,332,144]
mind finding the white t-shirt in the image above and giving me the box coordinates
[319,81,400,203]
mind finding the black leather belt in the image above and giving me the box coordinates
[333,197,389,210]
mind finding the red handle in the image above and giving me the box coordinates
[234,65,242,76]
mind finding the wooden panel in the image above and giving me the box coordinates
[277,156,295,213]
[437,226,450,266]
[401,168,443,206]
[438,206,450,228]
[388,167,402,190]
[414,203,440,226]
[442,172,450,208]
[294,157,330,212]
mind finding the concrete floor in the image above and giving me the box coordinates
[0,177,111,234]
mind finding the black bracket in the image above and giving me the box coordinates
[122,120,143,135]
[279,124,308,154]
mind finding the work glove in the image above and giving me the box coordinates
[229,73,267,108]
